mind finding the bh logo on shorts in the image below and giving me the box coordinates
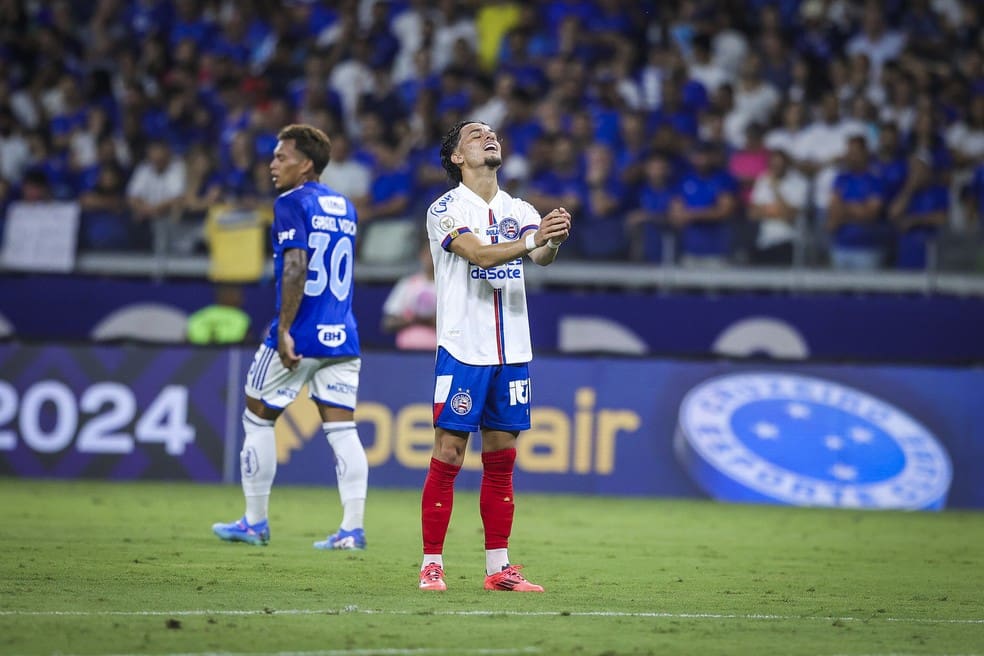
[450,390,473,415]
[675,372,952,510]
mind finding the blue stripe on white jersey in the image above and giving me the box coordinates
[263,181,361,359]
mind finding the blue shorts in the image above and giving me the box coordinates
[432,347,531,433]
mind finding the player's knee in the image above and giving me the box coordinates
[433,439,467,466]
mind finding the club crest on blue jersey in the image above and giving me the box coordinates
[450,390,473,415]
[675,372,952,510]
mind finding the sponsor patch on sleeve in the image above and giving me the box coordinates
[318,195,348,216]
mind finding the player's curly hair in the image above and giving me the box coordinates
[440,119,488,185]
[277,124,332,175]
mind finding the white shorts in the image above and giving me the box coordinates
[245,343,361,411]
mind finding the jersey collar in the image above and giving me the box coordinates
[455,181,503,210]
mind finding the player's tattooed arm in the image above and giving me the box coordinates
[277,247,307,369]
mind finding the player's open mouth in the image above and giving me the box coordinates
[484,144,497,151]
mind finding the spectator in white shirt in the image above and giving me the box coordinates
[945,95,984,169]
[728,55,781,148]
[846,2,907,80]
[125,140,186,225]
[765,100,811,169]
[687,32,731,96]
[748,149,810,265]
[319,131,371,216]
[0,107,31,184]
[431,0,478,73]
[879,68,917,137]
[800,92,866,214]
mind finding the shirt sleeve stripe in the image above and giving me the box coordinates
[441,226,472,250]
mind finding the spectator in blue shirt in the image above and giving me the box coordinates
[169,0,215,50]
[501,87,542,158]
[574,141,628,260]
[613,110,650,190]
[78,162,132,251]
[871,122,908,207]
[965,163,984,232]
[626,150,675,262]
[889,153,949,269]
[358,64,410,128]
[648,71,699,141]
[826,135,886,270]
[206,10,252,66]
[669,141,738,266]
[365,0,401,70]
[221,131,256,201]
[362,143,413,225]
[525,133,585,221]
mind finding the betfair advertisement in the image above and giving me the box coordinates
[2,345,981,509]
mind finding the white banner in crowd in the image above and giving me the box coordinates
[1,201,80,273]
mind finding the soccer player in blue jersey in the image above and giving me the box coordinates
[213,124,369,550]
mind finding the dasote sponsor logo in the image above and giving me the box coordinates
[318,195,347,216]
[675,372,952,509]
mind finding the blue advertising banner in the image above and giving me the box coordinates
[270,351,983,510]
[1,276,983,362]
[1,343,980,510]
[0,344,231,481]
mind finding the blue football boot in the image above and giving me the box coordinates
[212,516,270,546]
[313,527,366,550]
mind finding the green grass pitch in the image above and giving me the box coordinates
[1,478,982,656]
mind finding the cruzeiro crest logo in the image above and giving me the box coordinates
[675,373,952,510]
[497,217,520,240]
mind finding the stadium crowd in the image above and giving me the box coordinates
[1,0,983,270]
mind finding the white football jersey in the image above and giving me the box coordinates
[426,182,541,365]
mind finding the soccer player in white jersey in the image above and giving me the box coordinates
[418,120,572,592]
[212,124,369,551]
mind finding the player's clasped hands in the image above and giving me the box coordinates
[539,207,572,246]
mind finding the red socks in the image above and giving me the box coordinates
[421,457,461,554]
[422,448,517,554]
[480,447,516,550]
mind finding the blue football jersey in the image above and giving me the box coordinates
[263,181,360,358]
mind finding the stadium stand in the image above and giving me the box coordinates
[0,0,983,293]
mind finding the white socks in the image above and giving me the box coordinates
[323,421,368,531]
[486,549,509,576]
[422,554,444,571]
[240,409,276,525]
[421,551,508,575]
[238,414,367,531]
